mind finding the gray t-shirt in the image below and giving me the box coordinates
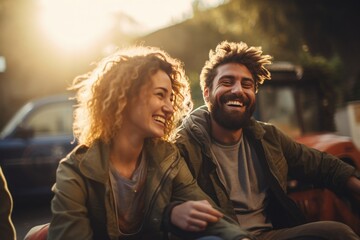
[210,134,272,235]
[109,152,147,236]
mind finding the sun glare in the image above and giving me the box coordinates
[37,0,224,52]
[38,0,114,51]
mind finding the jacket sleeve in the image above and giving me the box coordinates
[0,166,16,240]
[48,157,93,240]
[162,155,255,240]
[267,125,356,193]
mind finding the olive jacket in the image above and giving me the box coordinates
[176,106,357,229]
[0,166,16,240]
[48,139,252,240]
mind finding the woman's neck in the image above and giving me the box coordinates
[110,131,144,179]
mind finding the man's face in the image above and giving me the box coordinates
[204,63,256,130]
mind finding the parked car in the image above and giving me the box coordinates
[0,94,76,199]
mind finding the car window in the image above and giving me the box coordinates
[298,85,320,133]
[257,85,301,138]
[25,102,73,137]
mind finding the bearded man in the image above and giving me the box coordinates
[176,41,360,240]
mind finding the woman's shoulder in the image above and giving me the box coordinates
[145,139,176,149]
[58,144,90,169]
[145,139,179,158]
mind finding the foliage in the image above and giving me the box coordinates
[187,71,204,108]
[136,0,360,105]
[299,52,345,131]
[300,51,345,104]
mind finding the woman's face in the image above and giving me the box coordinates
[123,70,174,139]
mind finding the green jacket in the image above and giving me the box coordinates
[176,106,357,229]
[0,166,16,240]
[48,139,252,240]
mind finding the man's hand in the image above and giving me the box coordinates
[171,200,223,232]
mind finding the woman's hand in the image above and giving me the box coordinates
[170,200,224,232]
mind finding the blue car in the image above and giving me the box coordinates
[0,94,77,199]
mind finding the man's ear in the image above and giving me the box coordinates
[203,87,210,103]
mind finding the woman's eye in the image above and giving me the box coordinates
[156,92,164,98]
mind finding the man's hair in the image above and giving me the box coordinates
[70,45,192,146]
[200,41,272,93]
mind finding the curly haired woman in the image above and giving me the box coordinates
[30,46,253,240]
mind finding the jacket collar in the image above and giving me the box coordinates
[181,105,266,148]
[76,139,110,183]
[74,139,177,183]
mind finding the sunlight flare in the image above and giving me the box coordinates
[38,0,114,51]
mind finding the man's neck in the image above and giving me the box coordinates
[210,117,243,145]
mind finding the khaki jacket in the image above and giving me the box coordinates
[48,139,252,240]
[0,166,16,240]
[176,106,356,229]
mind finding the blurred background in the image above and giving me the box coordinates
[1,0,360,238]
[0,0,359,128]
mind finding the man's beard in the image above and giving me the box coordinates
[209,93,255,130]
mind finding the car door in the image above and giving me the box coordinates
[0,99,76,198]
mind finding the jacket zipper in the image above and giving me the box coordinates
[144,155,179,221]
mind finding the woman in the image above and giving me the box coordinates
[45,46,252,240]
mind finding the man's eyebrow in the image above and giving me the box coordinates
[218,74,235,80]
[243,77,255,82]
[220,74,254,80]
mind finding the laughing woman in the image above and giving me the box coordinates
[44,46,252,240]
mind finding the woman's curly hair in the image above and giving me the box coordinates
[70,45,193,146]
[200,41,273,93]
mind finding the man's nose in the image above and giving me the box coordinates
[231,81,243,94]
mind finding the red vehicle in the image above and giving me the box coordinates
[255,62,360,234]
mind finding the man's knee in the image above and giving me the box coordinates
[309,221,358,239]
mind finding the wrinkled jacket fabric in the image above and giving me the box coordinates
[176,106,357,229]
[48,139,252,240]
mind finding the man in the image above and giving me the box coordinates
[176,41,360,239]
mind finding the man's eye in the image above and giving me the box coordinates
[242,81,254,88]
[221,80,232,85]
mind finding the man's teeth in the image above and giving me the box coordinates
[154,116,166,124]
[226,100,244,107]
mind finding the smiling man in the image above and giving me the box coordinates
[176,41,360,240]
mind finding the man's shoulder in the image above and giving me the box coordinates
[246,118,281,136]
[177,106,210,140]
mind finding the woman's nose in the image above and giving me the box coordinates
[163,100,174,115]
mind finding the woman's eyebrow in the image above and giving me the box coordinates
[155,86,170,92]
